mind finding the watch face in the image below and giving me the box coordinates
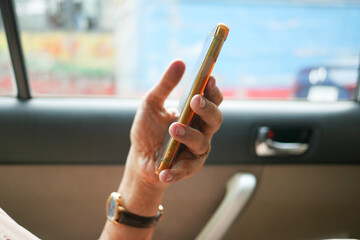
[107,196,117,221]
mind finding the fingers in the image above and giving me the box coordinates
[158,115,214,183]
[158,121,215,183]
[204,77,223,107]
[158,158,204,182]
[145,60,185,108]
[190,94,223,136]
[193,76,223,135]
[168,123,209,155]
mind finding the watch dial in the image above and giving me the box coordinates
[107,197,117,221]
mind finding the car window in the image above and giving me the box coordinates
[13,0,360,100]
[0,9,16,97]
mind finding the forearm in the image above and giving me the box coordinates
[99,147,165,240]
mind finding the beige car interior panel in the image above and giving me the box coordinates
[224,165,360,240]
[196,173,256,240]
[0,165,261,240]
[0,165,359,240]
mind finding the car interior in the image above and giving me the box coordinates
[0,0,359,239]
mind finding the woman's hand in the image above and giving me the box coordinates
[129,59,223,189]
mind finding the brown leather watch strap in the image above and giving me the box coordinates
[117,208,163,228]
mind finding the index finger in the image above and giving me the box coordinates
[204,76,223,107]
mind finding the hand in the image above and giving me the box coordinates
[100,59,224,239]
[128,59,223,189]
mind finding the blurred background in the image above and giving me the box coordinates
[0,0,359,100]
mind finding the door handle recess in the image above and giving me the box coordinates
[255,126,309,157]
[195,173,256,240]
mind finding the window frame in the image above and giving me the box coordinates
[0,0,30,99]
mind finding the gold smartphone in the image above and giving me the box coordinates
[155,23,229,175]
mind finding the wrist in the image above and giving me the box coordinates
[118,147,165,216]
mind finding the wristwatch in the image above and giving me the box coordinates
[106,192,163,228]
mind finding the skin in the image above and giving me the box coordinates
[99,59,223,240]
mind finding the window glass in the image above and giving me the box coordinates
[14,0,360,100]
[0,10,16,97]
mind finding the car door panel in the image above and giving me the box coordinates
[1,98,360,239]
[0,165,262,240]
[225,165,360,240]
[2,99,360,164]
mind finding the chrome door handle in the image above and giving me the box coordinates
[195,173,257,240]
[265,139,308,154]
[255,126,309,157]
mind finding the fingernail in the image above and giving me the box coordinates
[175,125,185,136]
[159,171,174,182]
[208,77,215,89]
[199,96,206,109]
[165,173,174,182]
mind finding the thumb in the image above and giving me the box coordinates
[145,60,185,107]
